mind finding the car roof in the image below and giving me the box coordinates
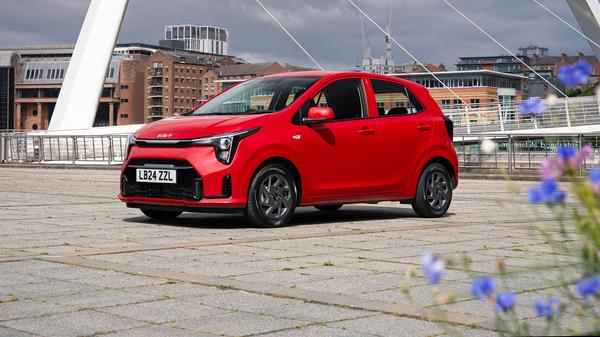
[265,71,422,89]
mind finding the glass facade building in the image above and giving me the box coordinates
[164,25,229,55]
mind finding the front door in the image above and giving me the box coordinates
[297,78,380,200]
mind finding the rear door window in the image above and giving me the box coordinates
[371,80,424,116]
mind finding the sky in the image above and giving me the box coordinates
[0,0,594,70]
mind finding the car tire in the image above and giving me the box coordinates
[315,204,343,212]
[411,163,453,218]
[141,209,182,220]
[245,164,297,228]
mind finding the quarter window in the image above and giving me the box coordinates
[371,80,424,116]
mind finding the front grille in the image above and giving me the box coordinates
[122,159,203,201]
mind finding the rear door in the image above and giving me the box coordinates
[298,78,380,199]
[369,79,434,193]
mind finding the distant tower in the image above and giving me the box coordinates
[164,25,229,55]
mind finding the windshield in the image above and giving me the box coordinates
[191,76,321,116]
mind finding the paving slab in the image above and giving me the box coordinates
[0,167,583,336]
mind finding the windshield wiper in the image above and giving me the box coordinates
[196,110,273,116]
[244,109,274,115]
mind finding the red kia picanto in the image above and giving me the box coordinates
[119,72,458,227]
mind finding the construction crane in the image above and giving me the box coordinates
[357,0,394,74]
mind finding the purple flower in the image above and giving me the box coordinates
[591,167,600,183]
[576,275,600,299]
[556,145,577,159]
[558,60,593,87]
[528,179,566,204]
[570,145,593,168]
[422,251,444,284]
[590,168,600,190]
[471,277,496,299]
[518,98,545,118]
[539,157,564,180]
[496,292,516,312]
[534,298,562,318]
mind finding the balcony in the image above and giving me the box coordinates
[149,88,163,97]
[149,68,164,77]
[148,98,163,107]
[149,107,163,116]
[149,79,163,87]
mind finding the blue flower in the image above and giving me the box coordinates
[528,179,566,204]
[496,292,516,312]
[422,251,444,284]
[576,275,600,299]
[589,168,600,184]
[534,298,562,318]
[558,60,593,87]
[518,98,545,118]
[556,145,576,159]
[471,277,496,299]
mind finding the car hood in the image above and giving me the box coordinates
[134,114,269,140]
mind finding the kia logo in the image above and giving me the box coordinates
[156,134,173,138]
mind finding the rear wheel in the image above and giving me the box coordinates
[141,209,182,220]
[411,163,452,218]
[245,164,297,228]
[315,204,343,212]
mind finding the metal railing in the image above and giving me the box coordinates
[455,133,600,173]
[2,132,600,174]
[447,95,600,135]
[1,132,129,165]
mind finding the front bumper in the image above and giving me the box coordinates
[118,145,246,209]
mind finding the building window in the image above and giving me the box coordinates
[470,99,481,108]
[32,110,38,117]
[120,114,129,118]
[121,84,129,89]
[32,124,38,130]
[121,99,129,103]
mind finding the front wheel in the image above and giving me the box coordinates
[141,209,182,220]
[245,164,297,228]
[411,163,453,218]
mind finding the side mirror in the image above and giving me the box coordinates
[303,107,334,124]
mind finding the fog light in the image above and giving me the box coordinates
[218,151,230,162]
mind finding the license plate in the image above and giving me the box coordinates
[136,169,177,184]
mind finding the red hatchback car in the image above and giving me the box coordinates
[119,72,458,227]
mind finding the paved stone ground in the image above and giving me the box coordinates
[0,167,584,336]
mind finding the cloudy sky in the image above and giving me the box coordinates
[0,0,594,70]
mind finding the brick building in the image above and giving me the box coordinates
[393,70,527,125]
[215,62,287,90]
[0,43,248,130]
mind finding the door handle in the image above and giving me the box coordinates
[358,127,376,136]
[417,123,432,132]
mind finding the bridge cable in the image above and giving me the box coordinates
[533,0,600,51]
[255,0,324,71]
[347,0,472,108]
[441,0,568,98]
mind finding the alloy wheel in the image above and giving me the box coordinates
[425,172,450,210]
[258,173,293,220]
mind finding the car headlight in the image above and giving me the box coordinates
[125,133,136,160]
[192,128,259,165]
